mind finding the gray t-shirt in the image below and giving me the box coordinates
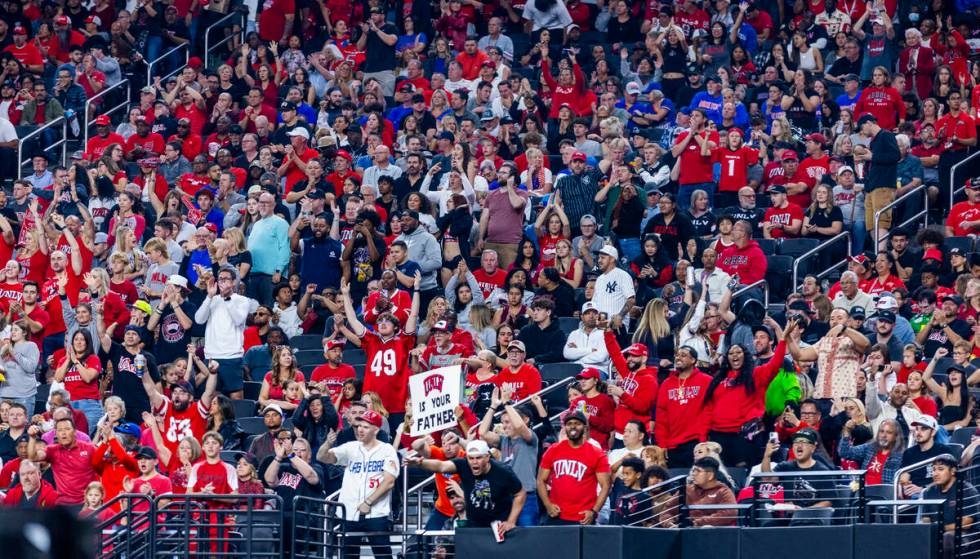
[498,430,539,492]
[146,261,179,306]
[832,185,865,226]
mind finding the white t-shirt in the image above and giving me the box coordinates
[332,440,400,521]
[592,267,636,317]
[0,117,17,142]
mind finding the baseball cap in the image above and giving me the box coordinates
[432,320,454,332]
[325,338,345,350]
[576,367,602,381]
[280,101,297,111]
[877,310,896,324]
[876,295,898,310]
[847,254,869,266]
[911,416,938,431]
[625,82,641,95]
[792,428,818,444]
[466,439,491,456]
[369,5,385,13]
[849,307,866,320]
[135,446,158,460]
[85,16,101,25]
[94,232,109,244]
[857,113,877,127]
[581,301,598,314]
[564,410,588,425]
[132,300,152,315]
[94,115,111,126]
[137,157,160,168]
[622,343,648,357]
[949,247,966,258]
[398,82,415,93]
[187,56,203,69]
[843,73,860,82]
[262,403,285,417]
[599,245,619,259]
[437,131,455,141]
[54,15,70,25]
[781,151,799,162]
[399,209,420,220]
[12,25,27,35]
[286,127,310,140]
[113,422,142,439]
[767,185,787,194]
[837,165,855,177]
[967,178,980,190]
[360,410,384,428]
[171,380,194,395]
[753,324,776,340]
[571,151,587,162]
[922,248,943,262]
[943,294,965,306]
[507,340,526,353]
[335,150,353,162]
[804,132,827,145]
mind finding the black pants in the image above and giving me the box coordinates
[246,272,275,306]
[344,517,392,559]
[543,516,584,526]
[708,430,764,468]
[666,439,699,468]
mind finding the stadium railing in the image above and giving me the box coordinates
[17,117,66,178]
[745,469,866,527]
[732,278,769,308]
[204,11,246,70]
[94,493,154,559]
[955,463,980,559]
[874,183,928,252]
[146,44,190,89]
[791,230,851,292]
[82,79,131,148]
[950,150,980,212]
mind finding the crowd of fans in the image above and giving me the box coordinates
[2,0,980,554]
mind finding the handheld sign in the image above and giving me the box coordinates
[409,365,463,436]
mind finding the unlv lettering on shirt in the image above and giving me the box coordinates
[667,385,702,401]
[722,255,749,267]
[551,459,588,481]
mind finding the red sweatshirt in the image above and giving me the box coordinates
[707,341,787,432]
[854,86,906,131]
[654,369,713,449]
[571,393,616,447]
[91,439,139,507]
[540,59,585,118]
[3,480,60,507]
[718,240,767,285]
[605,330,659,434]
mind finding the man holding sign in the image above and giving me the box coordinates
[339,271,421,430]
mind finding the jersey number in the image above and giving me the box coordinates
[727,160,736,175]
[370,349,398,376]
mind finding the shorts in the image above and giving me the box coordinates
[443,254,464,269]
[214,357,244,393]
[865,188,895,231]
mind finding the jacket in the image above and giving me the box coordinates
[837,436,904,484]
[3,480,60,507]
[291,395,341,453]
[707,341,786,432]
[516,319,568,364]
[654,369,713,449]
[563,327,610,369]
[218,419,247,451]
[605,330,658,434]
[685,483,737,527]
[20,97,65,125]
[717,240,767,285]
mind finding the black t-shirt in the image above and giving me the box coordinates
[901,443,955,488]
[362,23,398,72]
[0,429,23,463]
[784,88,819,132]
[450,458,523,527]
[804,206,843,241]
[100,343,160,423]
[923,318,973,356]
[153,300,198,365]
[643,212,694,261]
[772,460,834,508]
[259,457,325,511]
[686,210,717,238]
[923,481,980,526]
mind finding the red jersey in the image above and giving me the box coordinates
[538,233,566,267]
[10,304,48,346]
[91,438,139,506]
[361,330,417,414]
[762,161,786,187]
[539,439,610,522]
[493,363,542,400]
[187,460,238,495]
[936,112,977,152]
[41,272,81,337]
[45,441,98,505]
[674,8,710,38]
[258,0,296,42]
[156,397,209,450]
[85,133,127,161]
[713,146,759,192]
[362,289,411,326]
[174,104,206,136]
[763,203,804,238]
[178,173,212,197]
[675,130,720,185]
[865,450,890,485]
[169,133,203,159]
[130,474,173,513]
[54,234,94,272]
[283,146,319,194]
[58,354,103,401]
[947,201,980,236]
[0,281,22,312]
[125,132,165,157]
[419,343,472,370]
[473,269,507,299]
[310,363,357,398]
[861,275,906,298]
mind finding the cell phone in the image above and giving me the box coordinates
[769,432,779,444]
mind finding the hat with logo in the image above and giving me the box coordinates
[114,422,142,439]
[466,439,491,456]
[135,446,158,460]
[792,428,818,444]
[625,82,642,95]
[767,185,787,194]
[837,165,855,177]
[94,115,111,126]
[911,416,938,431]
[622,343,649,357]
[877,310,896,324]
[599,245,619,259]
[804,132,827,145]
[262,403,285,417]
[581,301,598,314]
[432,320,454,332]
[571,150,587,162]
[507,340,526,353]
[576,367,602,381]
[781,151,799,162]
[287,127,310,140]
[132,300,153,315]
[922,248,943,262]
[360,410,384,428]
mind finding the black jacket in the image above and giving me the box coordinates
[517,319,568,364]
[291,395,341,453]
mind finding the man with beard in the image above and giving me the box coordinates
[84,114,125,161]
[604,328,658,444]
[310,339,355,399]
[325,150,359,198]
[146,277,196,364]
[916,295,972,356]
[393,152,425,202]
[124,116,165,160]
[723,187,766,237]
[363,269,411,327]
[840,418,905,485]
[898,416,953,498]
[168,118,203,161]
[536,411,611,526]
[407,438,524,531]
[292,214,343,292]
[717,220,767,287]
[562,302,609,369]
[2,459,60,507]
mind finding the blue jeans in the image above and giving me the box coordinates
[850,221,866,255]
[7,396,34,417]
[677,182,715,211]
[424,508,453,531]
[619,237,641,264]
[517,492,539,526]
[72,398,103,436]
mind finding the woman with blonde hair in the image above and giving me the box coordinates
[468,304,496,350]
[92,396,126,445]
[219,227,252,281]
[811,294,833,322]
[632,298,673,368]
[417,296,449,343]
[361,391,391,434]
[552,238,583,288]
[110,226,148,283]
[691,441,738,489]
[258,347,307,413]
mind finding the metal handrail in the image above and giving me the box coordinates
[890,456,938,523]
[146,43,189,87]
[732,278,769,308]
[82,78,131,148]
[204,11,245,67]
[500,375,578,418]
[17,117,66,179]
[949,149,980,211]
[792,231,851,292]
[873,183,928,252]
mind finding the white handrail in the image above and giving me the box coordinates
[949,150,980,211]
[204,11,245,66]
[145,44,190,86]
[890,456,938,523]
[82,78,131,148]
[873,183,928,252]
[17,117,67,179]
[791,231,851,292]
[732,278,769,308]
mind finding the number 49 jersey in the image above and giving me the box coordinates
[361,330,417,414]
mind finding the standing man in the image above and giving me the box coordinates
[395,210,441,312]
[357,7,399,97]
[935,90,977,212]
[537,411,611,525]
[320,410,399,559]
[193,266,252,400]
[854,113,900,248]
[671,108,718,210]
[591,246,635,330]
[247,192,290,305]
[554,151,603,236]
[478,163,528,269]
[656,346,713,467]
[27,418,97,506]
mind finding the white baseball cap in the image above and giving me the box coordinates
[599,245,619,260]
[287,127,310,140]
[466,440,490,457]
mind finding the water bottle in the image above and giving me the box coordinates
[65,109,80,137]
[134,353,146,378]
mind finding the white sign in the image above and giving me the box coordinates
[409,365,462,436]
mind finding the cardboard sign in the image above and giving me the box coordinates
[409,365,462,436]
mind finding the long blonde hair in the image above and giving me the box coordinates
[468,303,494,331]
[633,298,670,344]
[363,391,389,417]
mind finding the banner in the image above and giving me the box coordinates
[409,365,462,436]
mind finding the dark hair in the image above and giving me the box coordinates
[693,456,721,474]
[621,457,646,474]
[69,330,95,360]
[513,236,541,272]
[642,465,670,486]
[706,343,756,401]
[208,395,237,431]
[800,398,821,415]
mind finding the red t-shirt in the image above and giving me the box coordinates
[361,330,417,413]
[861,275,906,298]
[178,173,212,197]
[58,354,103,401]
[262,371,307,400]
[419,343,472,370]
[54,234,94,273]
[0,281,22,312]
[762,203,804,238]
[173,103,207,136]
[17,250,48,285]
[538,233,566,268]
[188,460,238,495]
[947,201,980,236]
[283,146,318,194]
[258,0,296,42]
[865,450,890,486]
[168,133,203,159]
[473,269,507,299]
[3,43,43,68]
[539,439,610,522]
[493,363,542,401]
[125,132,166,157]
[85,133,127,161]
[675,130,720,185]
[713,146,759,192]
[45,441,99,505]
[310,363,357,398]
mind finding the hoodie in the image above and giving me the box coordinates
[654,369,713,449]
[517,319,568,364]
[605,330,659,434]
[291,395,341,453]
[707,341,787,432]
[3,480,60,508]
[718,240,767,285]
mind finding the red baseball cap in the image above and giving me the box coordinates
[12,26,27,35]
[571,151,587,162]
[781,151,799,162]
[335,150,353,162]
[923,248,943,262]
[187,56,204,69]
[847,254,869,266]
[54,15,70,25]
[804,132,827,145]
[325,339,345,350]
[576,367,602,381]
[622,343,649,357]
[94,115,111,126]
[360,410,384,428]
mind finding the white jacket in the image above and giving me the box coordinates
[194,293,254,360]
[563,326,610,370]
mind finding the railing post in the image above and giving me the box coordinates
[402,462,410,558]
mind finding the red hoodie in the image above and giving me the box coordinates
[605,330,659,434]
[91,438,139,507]
[540,58,585,118]
[571,393,616,447]
[707,341,787,432]
[854,85,906,131]
[654,369,713,449]
[718,240,767,285]
[3,480,60,507]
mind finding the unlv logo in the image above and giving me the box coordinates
[423,374,444,396]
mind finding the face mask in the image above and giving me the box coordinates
[909,12,920,22]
